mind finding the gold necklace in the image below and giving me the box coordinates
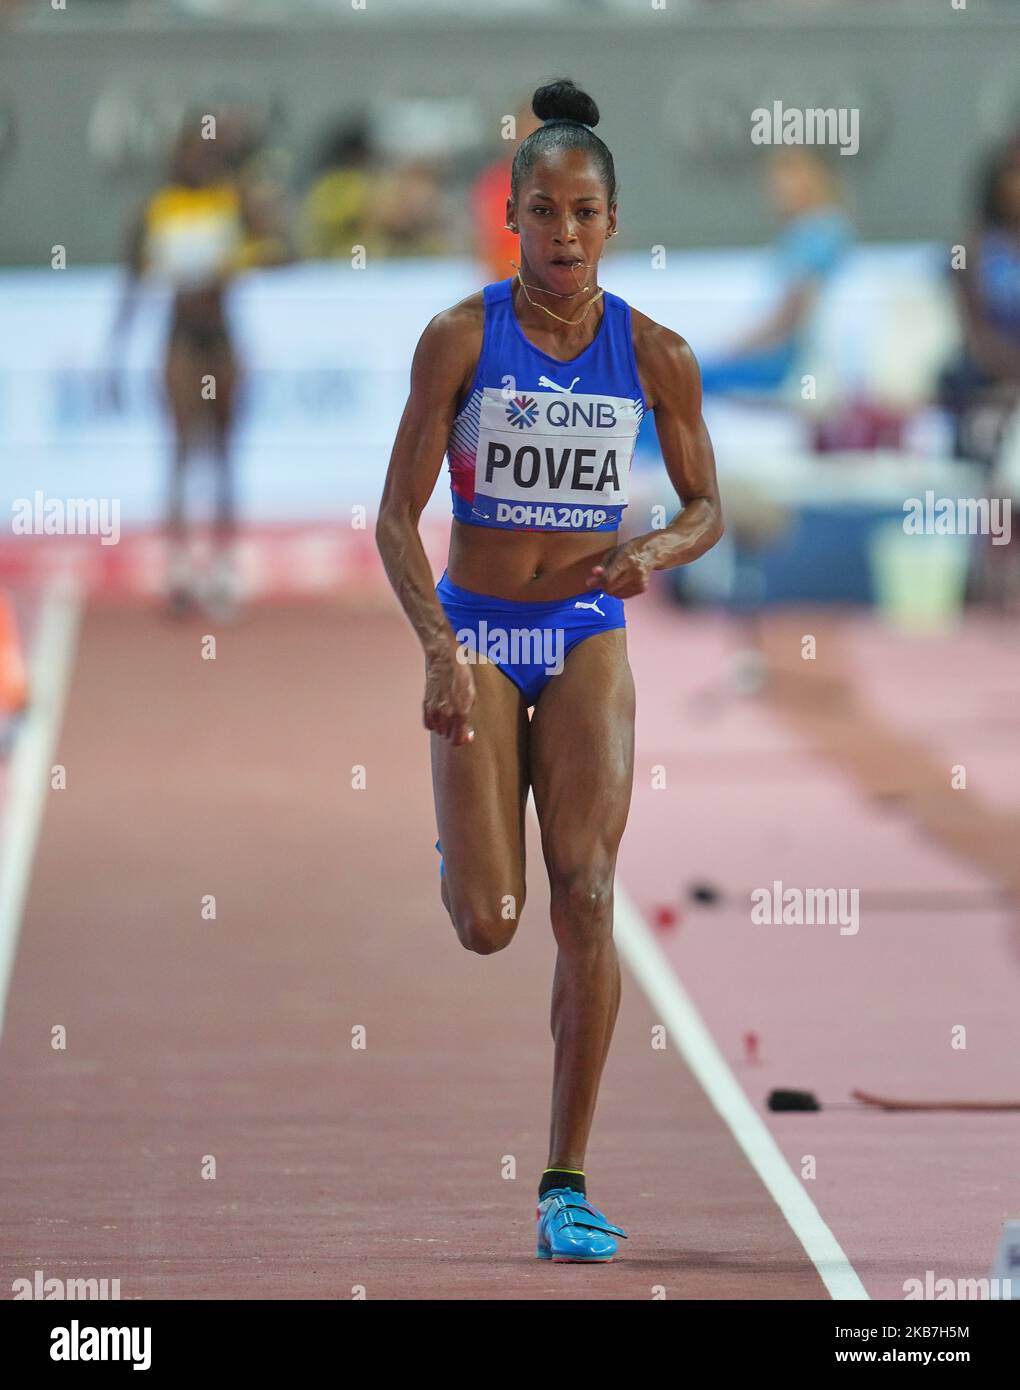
[509,262,587,299]
[511,264,604,327]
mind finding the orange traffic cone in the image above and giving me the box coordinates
[0,590,29,717]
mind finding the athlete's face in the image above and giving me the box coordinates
[767,150,831,219]
[174,133,225,187]
[511,149,616,291]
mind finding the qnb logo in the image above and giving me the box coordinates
[506,395,539,429]
[502,392,621,431]
[546,400,618,429]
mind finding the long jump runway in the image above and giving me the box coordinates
[0,591,845,1301]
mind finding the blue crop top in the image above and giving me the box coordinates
[445,276,646,533]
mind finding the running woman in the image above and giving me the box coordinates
[376,77,723,1262]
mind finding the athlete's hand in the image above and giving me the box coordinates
[586,540,654,599]
[423,646,477,746]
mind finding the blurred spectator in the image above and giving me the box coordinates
[699,147,854,395]
[108,110,291,617]
[299,116,376,260]
[471,98,541,282]
[218,104,293,272]
[367,154,455,257]
[939,137,1020,467]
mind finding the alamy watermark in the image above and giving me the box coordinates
[902,1270,1012,1300]
[12,1268,120,1299]
[11,490,120,545]
[751,881,859,936]
[902,491,1011,545]
[454,621,564,678]
[50,1322,150,1370]
[751,101,859,156]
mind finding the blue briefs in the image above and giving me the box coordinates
[435,570,626,709]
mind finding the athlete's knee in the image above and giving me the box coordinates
[450,882,524,953]
[451,909,517,955]
[548,865,615,943]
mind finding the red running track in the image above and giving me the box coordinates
[1,582,1016,1299]
[0,593,832,1300]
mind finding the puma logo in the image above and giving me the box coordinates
[538,374,581,393]
[574,593,605,617]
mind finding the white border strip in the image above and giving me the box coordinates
[610,875,870,1300]
[0,576,83,1038]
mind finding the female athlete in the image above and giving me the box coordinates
[376,77,723,1262]
[112,112,289,616]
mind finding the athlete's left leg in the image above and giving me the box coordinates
[206,344,241,613]
[527,626,635,1175]
[206,343,239,540]
[163,336,205,612]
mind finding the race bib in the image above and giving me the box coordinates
[468,386,641,531]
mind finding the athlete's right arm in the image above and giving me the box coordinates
[103,202,148,410]
[113,202,147,331]
[375,307,479,746]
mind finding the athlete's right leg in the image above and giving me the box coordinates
[430,658,530,955]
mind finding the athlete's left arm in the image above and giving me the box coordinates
[587,325,723,597]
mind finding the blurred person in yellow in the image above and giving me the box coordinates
[218,103,294,275]
[471,97,541,282]
[110,110,291,619]
[299,116,376,260]
[368,154,455,257]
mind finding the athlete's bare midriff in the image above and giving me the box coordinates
[443,284,649,603]
[447,519,619,602]
[171,285,228,330]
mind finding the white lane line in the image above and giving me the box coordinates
[0,577,84,1039]
[525,792,866,1296]
[610,874,870,1300]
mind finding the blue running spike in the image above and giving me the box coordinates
[535,1188,628,1263]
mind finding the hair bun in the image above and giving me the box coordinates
[531,78,599,130]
